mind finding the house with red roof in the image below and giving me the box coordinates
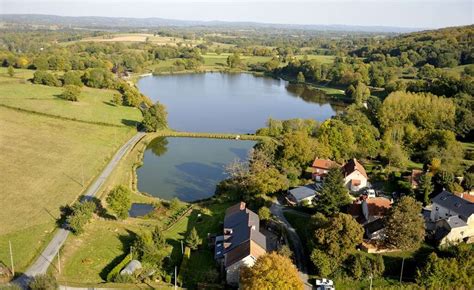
[310,158,338,181]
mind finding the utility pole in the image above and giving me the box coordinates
[174,266,177,290]
[399,257,405,285]
[369,274,373,290]
[8,240,14,276]
[57,249,61,274]
[181,240,183,255]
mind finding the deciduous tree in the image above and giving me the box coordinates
[384,196,425,250]
[106,185,132,220]
[240,252,303,290]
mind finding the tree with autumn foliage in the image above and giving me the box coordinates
[240,252,303,290]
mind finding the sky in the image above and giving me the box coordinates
[1,0,473,28]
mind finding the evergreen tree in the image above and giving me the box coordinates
[185,227,202,250]
[418,173,434,205]
[314,167,351,215]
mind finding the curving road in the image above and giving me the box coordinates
[15,132,145,288]
[270,200,313,290]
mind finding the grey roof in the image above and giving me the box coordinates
[432,191,474,220]
[120,260,142,275]
[445,215,468,229]
[223,206,266,252]
[289,184,316,202]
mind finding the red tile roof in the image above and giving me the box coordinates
[312,158,337,169]
[348,197,392,219]
[342,158,368,179]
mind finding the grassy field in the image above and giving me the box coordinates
[0,68,142,127]
[0,67,140,273]
[58,199,230,287]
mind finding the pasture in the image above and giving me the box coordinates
[0,67,139,272]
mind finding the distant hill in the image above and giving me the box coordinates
[0,14,422,33]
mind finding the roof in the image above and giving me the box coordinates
[432,191,474,220]
[444,215,468,229]
[120,260,142,275]
[312,158,337,169]
[288,184,316,202]
[348,197,392,222]
[342,158,368,179]
[455,192,474,203]
[364,218,385,235]
[224,240,266,267]
[220,202,267,267]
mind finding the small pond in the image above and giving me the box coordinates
[129,203,155,218]
[136,137,256,202]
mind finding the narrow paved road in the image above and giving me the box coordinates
[15,132,145,288]
[270,200,313,290]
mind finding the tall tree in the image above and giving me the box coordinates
[418,173,434,205]
[314,167,351,215]
[296,71,305,83]
[240,252,303,290]
[106,185,132,220]
[141,102,168,132]
[384,196,425,250]
[310,213,363,275]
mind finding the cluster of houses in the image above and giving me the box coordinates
[212,158,474,286]
[287,157,370,205]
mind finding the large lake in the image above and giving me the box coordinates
[136,137,256,202]
[137,73,340,133]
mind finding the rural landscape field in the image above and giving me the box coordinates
[0,1,473,289]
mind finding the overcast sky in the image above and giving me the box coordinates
[1,0,472,28]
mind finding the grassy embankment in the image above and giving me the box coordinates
[0,67,142,273]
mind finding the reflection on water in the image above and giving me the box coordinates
[137,73,341,133]
[137,137,256,202]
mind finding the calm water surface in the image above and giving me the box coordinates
[136,137,255,201]
[137,73,339,133]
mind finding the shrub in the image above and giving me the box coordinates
[106,185,132,220]
[28,274,58,290]
[61,85,81,102]
[106,253,132,282]
[66,201,96,235]
[32,70,61,87]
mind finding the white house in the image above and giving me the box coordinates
[342,158,369,192]
[430,191,474,245]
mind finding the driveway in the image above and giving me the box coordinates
[15,132,145,288]
[270,200,313,290]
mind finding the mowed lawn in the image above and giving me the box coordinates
[0,68,142,126]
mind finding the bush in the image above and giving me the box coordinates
[106,253,132,282]
[106,185,132,220]
[66,201,96,235]
[32,70,61,87]
[62,71,83,86]
[61,85,81,102]
[28,274,58,290]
